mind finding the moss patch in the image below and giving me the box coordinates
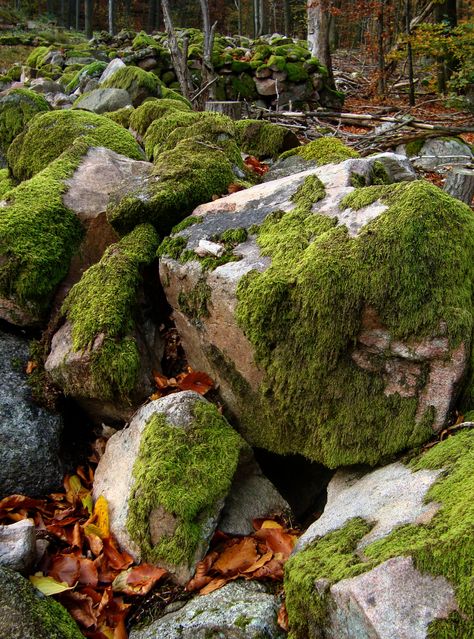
[279,137,359,164]
[235,119,297,159]
[178,278,211,321]
[129,97,191,138]
[66,60,107,93]
[7,109,143,182]
[61,224,159,399]
[235,180,474,466]
[0,88,50,155]
[101,65,162,106]
[0,168,13,198]
[126,400,243,566]
[103,105,135,128]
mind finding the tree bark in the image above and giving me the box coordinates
[84,0,93,39]
[283,0,292,36]
[444,167,474,205]
[376,0,385,96]
[199,0,217,104]
[108,0,115,35]
[307,0,334,87]
[406,0,415,106]
[161,0,194,100]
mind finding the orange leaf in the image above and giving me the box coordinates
[177,371,214,395]
[199,577,228,595]
[93,495,110,538]
[243,550,273,573]
[153,370,170,389]
[278,602,289,631]
[49,555,80,587]
[78,557,99,587]
[59,590,98,629]
[228,182,245,194]
[25,360,37,374]
[102,538,134,571]
[255,528,297,559]
[212,538,258,576]
[249,557,284,580]
[186,551,219,592]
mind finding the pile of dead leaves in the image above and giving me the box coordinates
[244,155,270,176]
[150,367,214,400]
[0,471,167,638]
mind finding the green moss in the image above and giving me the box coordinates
[160,87,192,107]
[229,73,257,100]
[65,60,108,92]
[129,97,191,138]
[0,168,13,198]
[178,278,211,321]
[107,137,236,237]
[371,159,392,185]
[280,137,359,164]
[161,112,236,155]
[220,227,248,247]
[235,119,295,159]
[25,45,49,68]
[234,614,251,629]
[341,182,409,211]
[157,235,188,260]
[405,138,426,157]
[101,65,162,106]
[0,147,85,320]
[286,62,309,82]
[143,110,200,160]
[7,109,143,181]
[126,400,243,566]
[132,31,157,50]
[0,88,50,155]
[291,174,326,214]
[171,215,202,234]
[234,180,474,466]
[285,519,372,638]
[103,105,135,128]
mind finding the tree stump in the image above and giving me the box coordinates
[205,101,242,121]
[444,167,474,205]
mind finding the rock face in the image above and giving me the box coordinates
[0,519,36,573]
[398,136,474,172]
[129,581,285,639]
[0,330,63,498]
[73,88,132,114]
[92,391,245,583]
[0,566,83,639]
[158,152,474,467]
[284,429,474,639]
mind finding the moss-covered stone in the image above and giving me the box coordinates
[108,137,236,236]
[101,65,162,106]
[279,136,359,164]
[126,399,244,567]
[235,119,299,159]
[129,97,191,138]
[25,45,50,68]
[0,88,50,155]
[132,31,158,50]
[284,429,474,638]
[103,105,135,128]
[65,60,108,92]
[234,180,474,466]
[160,86,192,107]
[7,109,143,182]
[61,224,159,399]
[143,110,201,160]
[0,566,83,639]
[0,168,13,198]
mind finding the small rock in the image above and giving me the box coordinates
[99,58,126,84]
[0,519,36,574]
[194,239,225,257]
[73,88,132,114]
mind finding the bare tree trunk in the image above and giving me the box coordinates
[108,0,115,35]
[148,0,158,31]
[406,0,415,105]
[283,0,292,35]
[376,0,385,95]
[307,0,334,86]
[199,0,217,105]
[161,0,194,100]
[84,0,93,38]
[234,0,242,35]
[75,0,80,30]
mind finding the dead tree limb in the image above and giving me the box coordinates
[160,0,193,100]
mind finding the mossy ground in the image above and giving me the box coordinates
[235,119,295,159]
[126,400,243,567]
[61,224,159,399]
[284,429,474,639]
[7,108,143,182]
[0,168,13,198]
[0,88,50,154]
[279,136,359,164]
[235,180,474,467]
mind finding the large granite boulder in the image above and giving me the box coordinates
[0,330,63,498]
[73,87,132,114]
[0,566,83,639]
[156,151,474,467]
[130,581,285,639]
[397,136,474,173]
[45,224,162,423]
[92,391,246,584]
[284,428,474,638]
[0,519,36,573]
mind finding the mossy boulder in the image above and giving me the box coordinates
[7,108,144,182]
[279,136,359,164]
[0,565,82,639]
[0,88,50,156]
[45,224,162,422]
[285,428,474,639]
[158,154,474,468]
[235,119,300,159]
[129,97,192,139]
[93,391,246,583]
[72,87,132,114]
[100,65,162,106]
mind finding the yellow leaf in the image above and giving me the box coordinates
[84,523,105,539]
[29,574,75,595]
[261,520,283,529]
[94,495,110,538]
[81,493,93,515]
[69,475,82,494]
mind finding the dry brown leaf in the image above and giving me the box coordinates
[186,551,219,592]
[49,555,80,587]
[243,550,273,573]
[277,602,289,631]
[212,537,258,576]
[255,528,297,559]
[177,371,214,395]
[25,360,37,374]
[199,577,228,595]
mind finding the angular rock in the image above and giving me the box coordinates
[159,153,472,468]
[29,78,62,94]
[254,77,278,95]
[99,58,126,84]
[284,429,474,638]
[73,88,132,114]
[0,565,83,639]
[92,391,245,583]
[219,449,291,536]
[0,519,36,573]
[398,136,474,173]
[129,581,285,639]
[0,330,63,498]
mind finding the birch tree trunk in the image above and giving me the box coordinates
[307,0,334,86]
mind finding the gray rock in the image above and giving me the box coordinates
[326,557,457,639]
[129,581,285,639]
[99,58,126,84]
[74,88,132,114]
[0,519,36,573]
[397,136,474,173]
[264,155,318,181]
[219,450,291,536]
[0,331,63,498]
[92,392,245,584]
[0,566,83,639]
[29,78,62,94]
[296,462,442,553]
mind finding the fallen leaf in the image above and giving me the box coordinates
[212,538,258,576]
[186,551,219,591]
[49,555,80,587]
[249,557,284,580]
[25,360,37,374]
[255,528,297,558]
[103,537,134,571]
[94,495,110,538]
[177,371,214,395]
[277,601,289,631]
[243,550,273,573]
[112,564,166,595]
[78,557,99,587]
[228,182,245,194]
[29,574,75,595]
[199,577,228,595]
[59,590,97,628]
